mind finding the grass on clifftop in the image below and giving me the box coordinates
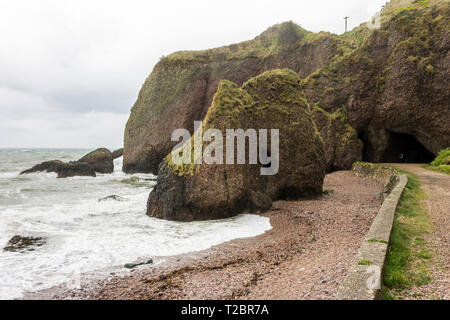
[382,171,433,300]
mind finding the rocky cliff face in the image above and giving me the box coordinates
[123,22,341,174]
[147,70,326,221]
[124,0,449,174]
[302,0,450,162]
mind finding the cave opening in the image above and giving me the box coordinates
[358,131,435,163]
[358,131,372,162]
[381,132,435,163]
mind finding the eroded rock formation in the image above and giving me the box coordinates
[112,148,124,159]
[302,0,450,162]
[20,148,114,178]
[123,0,449,174]
[147,70,326,221]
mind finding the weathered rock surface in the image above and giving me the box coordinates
[123,22,341,174]
[3,235,46,252]
[112,148,124,159]
[20,160,67,175]
[98,195,129,202]
[56,162,96,178]
[20,148,114,178]
[302,0,450,161]
[77,148,114,174]
[147,70,326,221]
[312,107,363,172]
[124,0,449,173]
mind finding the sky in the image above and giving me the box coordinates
[0,0,388,149]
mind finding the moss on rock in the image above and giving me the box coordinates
[147,69,326,221]
[123,22,340,174]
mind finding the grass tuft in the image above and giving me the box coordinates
[358,259,372,266]
[425,148,450,175]
[368,238,388,244]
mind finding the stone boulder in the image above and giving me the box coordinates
[147,69,326,221]
[312,107,363,172]
[77,148,114,174]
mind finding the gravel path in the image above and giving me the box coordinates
[384,164,449,300]
[28,171,383,300]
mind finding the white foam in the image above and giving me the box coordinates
[0,152,272,299]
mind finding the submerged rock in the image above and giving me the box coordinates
[147,69,326,221]
[3,235,46,252]
[124,258,153,269]
[20,160,66,175]
[20,148,113,178]
[98,195,129,202]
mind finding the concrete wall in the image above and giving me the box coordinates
[336,163,408,300]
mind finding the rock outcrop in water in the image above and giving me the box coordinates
[123,0,449,174]
[20,148,114,178]
[76,148,114,174]
[3,236,46,252]
[147,70,326,221]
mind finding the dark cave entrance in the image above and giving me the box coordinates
[358,131,373,163]
[381,132,435,163]
[359,131,435,163]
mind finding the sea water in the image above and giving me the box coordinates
[0,149,271,299]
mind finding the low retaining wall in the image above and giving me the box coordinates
[336,163,408,300]
[352,162,399,199]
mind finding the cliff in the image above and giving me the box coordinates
[123,22,341,173]
[302,0,450,162]
[124,0,449,174]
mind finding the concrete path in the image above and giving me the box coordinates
[383,164,449,300]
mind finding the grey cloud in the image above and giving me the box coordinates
[0,0,387,148]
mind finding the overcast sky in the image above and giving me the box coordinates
[0,0,387,149]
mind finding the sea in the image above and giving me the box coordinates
[0,149,272,299]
